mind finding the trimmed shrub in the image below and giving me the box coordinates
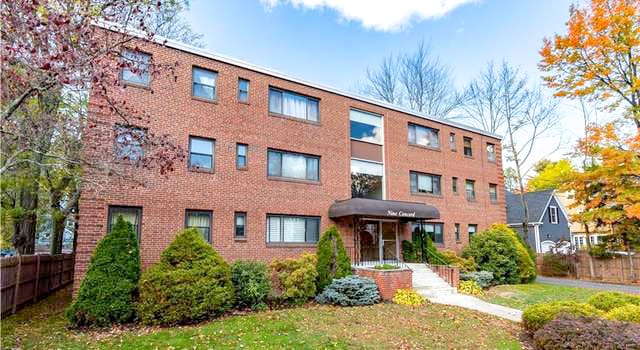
[462,224,536,284]
[137,229,234,325]
[270,253,317,305]
[587,291,640,312]
[605,304,640,323]
[392,289,426,306]
[422,235,448,264]
[460,271,494,289]
[540,253,570,277]
[373,263,399,270]
[533,315,640,350]
[441,250,476,273]
[458,280,483,296]
[66,216,140,327]
[231,260,271,310]
[315,275,380,306]
[316,226,351,291]
[401,240,418,262]
[522,301,601,333]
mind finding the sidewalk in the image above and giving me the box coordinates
[429,294,523,322]
[537,276,640,294]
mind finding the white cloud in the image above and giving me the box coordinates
[261,0,477,31]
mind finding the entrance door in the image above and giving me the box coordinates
[358,221,379,262]
[381,222,398,261]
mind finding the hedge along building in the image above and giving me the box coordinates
[74,23,506,291]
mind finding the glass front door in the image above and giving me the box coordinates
[382,222,398,261]
[358,220,398,262]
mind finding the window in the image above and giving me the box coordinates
[351,159,383,199]
[267,215,320,243]
[489,184,498,202]
[114,125,145,162]
[235,212,246,239]
[108,206,142,241]
[121,50,150,86]
[449,133,456,151]
[238,78,249,102]
[410,171,441,195]
[487,143,496,162]
[350,109,383,144]
[549,206,558,224]
[185,210,212,242]
[268,149,319,181]
[455,223,460,241]
[236,143,248,169]
[468,224,477,242]
[452,177,458,194]
[268,87,319,122]
[463,137,473,157]
[189,137,214,170]
[192,67,217,100]
[408,123,439,148]
[465,179,476,201]
[410,222,444,244]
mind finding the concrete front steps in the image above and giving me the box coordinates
[405,263,456,297]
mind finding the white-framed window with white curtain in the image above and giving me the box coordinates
[408,123,440,149]
[267,149,319,181]
[350,109,383,144]
[266,215,320,243]
[268,87,319,122]
[185,210,212,243]
[192,67,217,100]
[410,171,441,195]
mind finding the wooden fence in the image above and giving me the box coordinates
[537,252,640,285]
[1,254,75,318]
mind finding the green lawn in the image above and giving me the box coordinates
[2,288,523,349]
[479,282,601,310]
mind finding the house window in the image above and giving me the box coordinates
[192,67,217,101]
[114,125,145,162]
[549,206,558,224]
[235,212,246,239]
[189,137,214,170]
[455,223,460,241]
[468,224,477,242]
[185,210,212,243]
[238,78,249,102]
[121,50,150,86]
[268,149,319,181]
[452,177,458,194]
[351,159,383,200]
[449,133,456,151]
[487,143,496,162]
[267,215,320,243]
[408,123,439,148]
[489,184,498,202]
[108,206,142,241]
[463,137,473,157]
[236,143,248,169]
[411,222,444,244]
[350,109,383,144]
[268,87,319,122]
[465,180,476,201]
[410,171,441,195]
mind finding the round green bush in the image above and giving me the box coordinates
[460,271,494,289]
[587,291,640,312]
[137,229,234,325]
[270,253,317,305]
[231,260,271,310]
[315,275,380,306]
[316,225,351,291]
[605,304,640,323]
[533,315,640,350]
[462,224,536,284]
[522,301,601,333]
[66,216,140,327]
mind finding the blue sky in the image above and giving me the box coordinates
[184,0,580,172]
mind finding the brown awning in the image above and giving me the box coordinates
[328,198,440,220]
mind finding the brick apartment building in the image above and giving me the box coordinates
[73,28,505,290]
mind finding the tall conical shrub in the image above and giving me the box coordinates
[66,216,140,327]
[316,225,351,290]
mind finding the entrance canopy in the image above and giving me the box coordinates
[328,198,440,220]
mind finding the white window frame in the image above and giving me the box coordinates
[266,214,320,244]
[549,206,559,224]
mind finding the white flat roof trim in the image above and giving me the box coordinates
[94,20,502,140]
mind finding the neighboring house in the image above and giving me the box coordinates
[506,190,571,253]
[555,191,613,250]
[73,24,506,291]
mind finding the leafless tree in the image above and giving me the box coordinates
[461,61,505,134]
[363,54,402,104]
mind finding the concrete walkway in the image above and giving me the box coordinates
[537,276,640,295]
[407,263,522,322]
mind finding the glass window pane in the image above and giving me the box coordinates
[237,144,247,156]
[306,218,319,242]
[306,157,319,181]
[408,125,416,144]
[193,68,217,86]
[190,138,213,155]
[193,84,215,100]
[410,173,417,192]
[122,50,150,85]
[267,151,282,176]
[282,153,306,179]
[269,89,282,114]
[283,217,306,242]
[268,216,281,242]
[307,99,319,121]
[239,91,248,102]
[350,159,383,176]
[350,109,382,143]
[283,92,308,119]
[190,154,212,169]
[239,79,249,91]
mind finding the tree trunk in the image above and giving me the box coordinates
[49,212,65,255]
[13,186,38,255]
[583,223,595,279]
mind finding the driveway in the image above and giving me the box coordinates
[537,276,640,295]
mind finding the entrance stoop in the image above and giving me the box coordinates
[406,263,457,298]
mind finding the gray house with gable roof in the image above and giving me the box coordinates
[506,189,571,253]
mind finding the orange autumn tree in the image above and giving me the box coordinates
[539,0,640,131]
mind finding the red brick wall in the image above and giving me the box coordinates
[73,37,505,291]
[355,268,413,300]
